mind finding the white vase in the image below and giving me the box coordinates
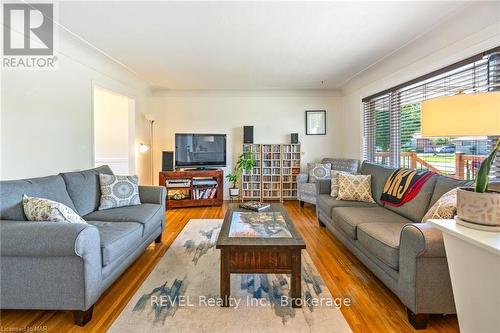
[456,188,500,230]
[229,188,240,197]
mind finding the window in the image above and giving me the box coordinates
[362,47,500,180]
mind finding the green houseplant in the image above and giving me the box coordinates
[456,139,500,230]
[226,152,256,197]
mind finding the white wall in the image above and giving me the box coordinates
[339,4,500,159]
[1,29,152,181]
[148,90,342,197]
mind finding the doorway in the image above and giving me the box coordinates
[93,85,135,174]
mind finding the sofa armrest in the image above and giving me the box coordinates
[139,185,166,205]
[400,223,446,258]
[0,220,102,310]
[398,223,455,314]
[0,220,100,257]
[297,173,309,184]
[316,179,332,195]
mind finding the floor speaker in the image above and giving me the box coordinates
[162,151,174,171]
[291,133,299,144]
[244,126,254,144]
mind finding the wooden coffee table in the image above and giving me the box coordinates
[216,203,306,307]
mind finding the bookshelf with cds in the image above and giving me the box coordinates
[281,144,301,200]
[261,144,282,200]
[241,144,262,201]
[241,143,301,202]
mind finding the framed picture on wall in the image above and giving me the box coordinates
[305,110,326,135]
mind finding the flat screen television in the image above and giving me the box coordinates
[175,133,227,168]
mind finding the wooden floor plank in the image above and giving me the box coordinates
[0,202,459,332]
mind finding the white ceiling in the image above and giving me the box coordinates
[57,1,481,90]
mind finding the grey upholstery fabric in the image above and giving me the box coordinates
[429,175,470,208]
[321,158,359,173]
[331,207,411,239]
[60,165,114,216]
[84,203,163,236]
[0,220,98,257]
[0,221,102,310]
[398,223,455,314]
[297,182,317,205]
[0,175,77,220]
[296,173,309,184]
[316,179,332,195]
[359,162,395,205]
[139,186,166,205]
[384,175,437,222]
[87,221,142,266]
[0,171,166,313]
[357,222,407,270]
[317,194,378,217]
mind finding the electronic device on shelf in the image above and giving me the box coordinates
[165,179,191,188]
[175,133,227,168]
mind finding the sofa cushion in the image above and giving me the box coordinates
[357,222,407,270]
[317,194,378,217]
[60,165,114,216]
[0,175,77,221]
[359,162,395,205]
[384,174,437,222]
[87,221,142,266]
[429,174,471,208]
[84,203,163,236]
[331,206,411,240]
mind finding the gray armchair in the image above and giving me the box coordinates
[297,158,359,207]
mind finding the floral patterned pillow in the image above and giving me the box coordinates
[22,195,87,224]
[98,174,141,210]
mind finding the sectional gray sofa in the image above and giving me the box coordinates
[0,165,166,326]
[316,160,471,329]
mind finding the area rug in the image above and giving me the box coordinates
[109,219,352,333]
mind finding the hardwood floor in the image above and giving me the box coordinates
[0,201,459,333]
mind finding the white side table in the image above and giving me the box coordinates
[429,219,500,333]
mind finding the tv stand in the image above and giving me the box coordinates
[159,169,223,209]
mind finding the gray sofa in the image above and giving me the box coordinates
[0,165,166,326]
[316,160,470,329]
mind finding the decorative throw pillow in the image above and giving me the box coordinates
[308,163,332,183]
[422,188,458,222]
[98,174,141,210]
[330,170,351,198]
[22,195,87,224]
[337,173,375,203]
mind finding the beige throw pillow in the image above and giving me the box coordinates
[22,194,87,224]
[337,173,375,203]
[330,170,350,198]
[422,188,458,222]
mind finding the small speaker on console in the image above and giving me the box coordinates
[291,133,299,144]
[162,151,174,171]
[243,126,254,144]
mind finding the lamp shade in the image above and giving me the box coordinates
[421,92,500,137]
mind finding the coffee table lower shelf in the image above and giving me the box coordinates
[218,245,303,308]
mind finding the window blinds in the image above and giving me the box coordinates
[362,47,500,180]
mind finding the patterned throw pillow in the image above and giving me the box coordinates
[308,163,332,183]
[337,173,375,203]
[330,170,351,198]
[98,174,141,210]
[22,195,87,223]
[422,188,458,222]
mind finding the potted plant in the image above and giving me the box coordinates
[456,139,500,230]
[226,152,256,197]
